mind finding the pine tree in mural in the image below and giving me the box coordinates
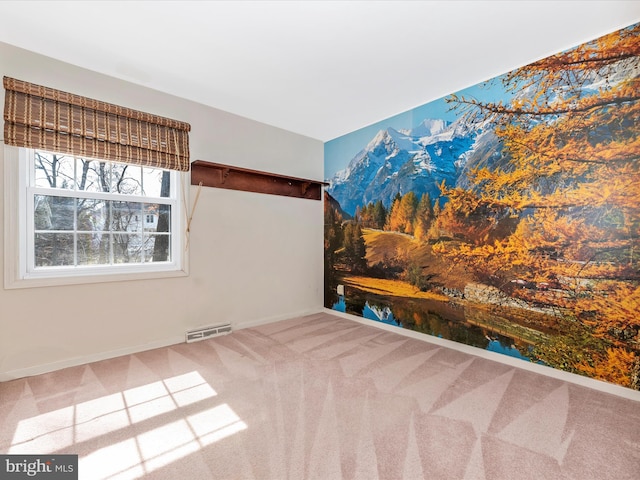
[356,200,388,230]
[373,200,387,230]
[324,193,344,269]
[343,222,367,273]
[439,24,640,386]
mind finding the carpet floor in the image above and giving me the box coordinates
[1,312,639,479]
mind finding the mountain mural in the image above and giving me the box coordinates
[327,118,490,215]
[324,22,640,391]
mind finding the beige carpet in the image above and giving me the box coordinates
[1,312,639,479]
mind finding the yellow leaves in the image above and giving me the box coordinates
[576,347,636,387]
[438,24,640,381]
[431,241,447,255]
[449,29,639,277]
[413,222,426,243]
[587,283,640,332]
[385,191,419,235]
[505,23,640,94]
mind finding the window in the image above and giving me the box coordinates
[4,147,187,288]
[3,76,191,288]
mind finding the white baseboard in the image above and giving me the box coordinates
[325,308,640,403]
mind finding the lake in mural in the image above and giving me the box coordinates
[324,22,640,390]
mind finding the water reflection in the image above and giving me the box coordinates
[331,294,534,362]
[364,303,397,326]
[485,338,530,361]
[334,296,399,326]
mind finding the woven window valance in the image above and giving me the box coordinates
[3,76,191,171]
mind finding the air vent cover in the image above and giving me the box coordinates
[186,324,232,343]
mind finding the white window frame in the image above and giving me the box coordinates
[4,146,189,289]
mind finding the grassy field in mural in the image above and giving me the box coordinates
[324,23,640,389]
[341,274,450,301]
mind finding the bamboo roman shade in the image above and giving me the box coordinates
[3,76,191,171]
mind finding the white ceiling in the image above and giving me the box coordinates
[0,1,639,141]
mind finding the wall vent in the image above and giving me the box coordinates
[186,324,232,343]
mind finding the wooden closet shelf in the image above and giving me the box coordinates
[190,160,328,200]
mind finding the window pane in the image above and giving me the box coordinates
[112,164,143,195]
[78,158,110,193]
[35,233,74,266]
[144,234,171,262]
[34,195,75,230]
[77,198,107,233]
[113,234,142,263]
[146,203,171,233]
[34,151,75,189]
[142,168,169,197]
[111,201,142,232]
[77,233,109,265]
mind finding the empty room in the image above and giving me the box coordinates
[1,1,639,479]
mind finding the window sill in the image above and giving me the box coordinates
[4,265,188,290]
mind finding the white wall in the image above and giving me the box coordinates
[0,42,325,380]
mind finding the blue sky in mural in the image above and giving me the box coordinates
[324,73,514,179]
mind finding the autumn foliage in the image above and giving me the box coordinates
[436,24,640,386]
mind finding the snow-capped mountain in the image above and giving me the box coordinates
[328,118,481,215]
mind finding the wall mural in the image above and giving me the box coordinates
[324,23,640,390]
